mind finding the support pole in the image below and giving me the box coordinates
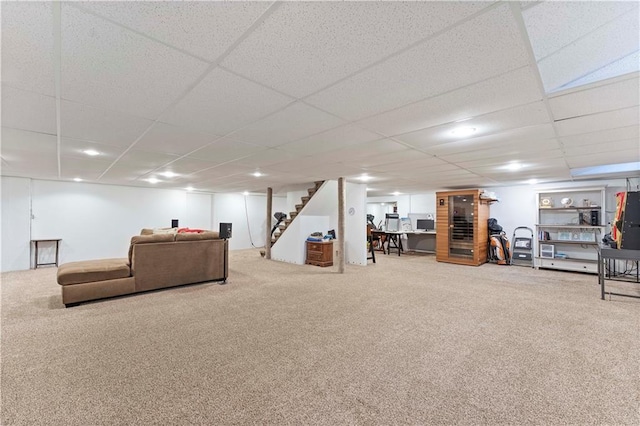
[338,177,346,273]
[265,187,272,260]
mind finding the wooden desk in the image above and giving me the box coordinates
[371,230,404,256]
[31,239,62,268]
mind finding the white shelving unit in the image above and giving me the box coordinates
[535,187,606,274]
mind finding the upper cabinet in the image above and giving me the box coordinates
[536,187,606,274]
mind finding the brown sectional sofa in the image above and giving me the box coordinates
[57,231,228,307]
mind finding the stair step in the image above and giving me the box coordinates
[301,196,310,203]
[284,219,292,225]
[279,224,287,231]
[314,181,324,189]
[308,187,316,196]
[290,211,298,218]
[295,204,303,211]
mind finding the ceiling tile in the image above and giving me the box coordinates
[1,1,55,96]
[76,1,271,62]
[548,74,640,120]
[277,124,382,156]
[60,5,209,119]
[523,1,638,60]
[560,126,639,148]
[454,149,565,169]
[425,124,557,156]
[188,137,265,163]
[222,1,490,98]
[60,138,126,160]
[0,128,58,178]
[1,85,56,135]
[305,4,530,121]
[231,148,302,169]
[134,122,218,156]
[536,9,639,92]
[396,102,551,150]
[566,148,640,168]
[60,100,154,147]
[115,150,180,169]
[229,102,346,147]
[555,106,639,136]
[564,139,640,157]
[356,66,544,137]
[160,68,293,136]
[60,156,113,180]
[1,127,57,154]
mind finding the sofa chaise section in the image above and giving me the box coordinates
[57,232,228,307]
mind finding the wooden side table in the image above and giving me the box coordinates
[31,239,62,268]
[305,240,333,267]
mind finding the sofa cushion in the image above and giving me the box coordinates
[57,258,131,286]
[152,227,178,235]
[128,233,175,264]
[140,228,153,235]
[131,234,175,244]
[175,231,220,241]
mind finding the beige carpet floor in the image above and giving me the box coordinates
[1,249,639,425]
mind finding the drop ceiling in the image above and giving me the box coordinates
[1,1,638,196]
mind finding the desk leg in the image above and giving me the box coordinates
[398,236,403,257]
[34,241,39,269]
[55,240,60,267]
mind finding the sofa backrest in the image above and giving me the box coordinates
[131,238,227,292]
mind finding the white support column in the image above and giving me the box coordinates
[338,177,346,273]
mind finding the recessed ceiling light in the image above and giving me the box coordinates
[146,178,160,184]
[505,162,523,171]
[185,186,194,191]
[73,178,83,182]
[83,149,100,156]
[392,191,401,196]
[526,178,539,185]
[450,126,476,137]
[252,171,263,177]
[357,174,373,182]
[366,187,372,191]
[159,171,178,178]
[242,191,249,196]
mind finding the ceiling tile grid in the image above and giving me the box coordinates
[229,102,346,147]
[1,1,638,193]
[60,5,210,119]
[395,101,552,151]
[355,66,544,137]
[548,73,640,120]
[60,100,154,147]
[160,68,295,137]
[1,85,57,135]
[535,9,640,91]
[75,1,272,62]
[304,3,531,121]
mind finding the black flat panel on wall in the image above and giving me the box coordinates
[171,219,179,228]
[219,223,232,239]
[621,192,640,250]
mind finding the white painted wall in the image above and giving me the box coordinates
[185,192,213,230]
[1,177,32,271]
[31,180,187,264]
[212,193,287,251]
[272,180,367,265]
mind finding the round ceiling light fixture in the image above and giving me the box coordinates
[450,126,477,137]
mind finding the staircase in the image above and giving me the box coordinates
[271,181,324,247]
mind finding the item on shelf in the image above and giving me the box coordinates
[540,244,554,258]
[582,199,590,207]
[554,253,568,259]
[540,197,553,208]
[557,232,572,241]
[560,197,573,207]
